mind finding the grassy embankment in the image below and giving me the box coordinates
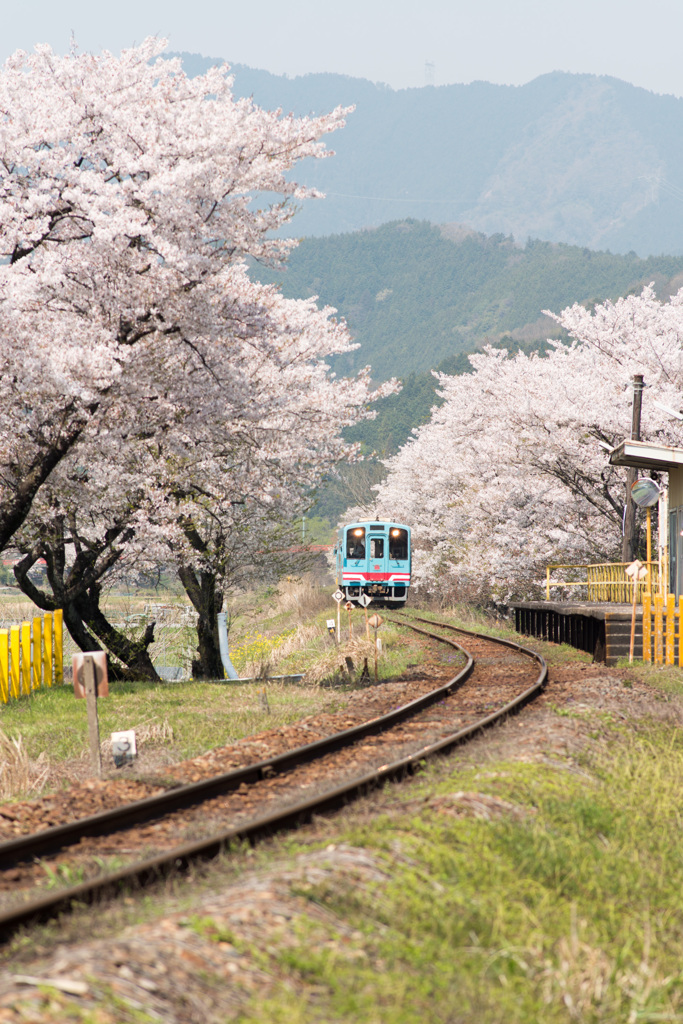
[233,713,683,1023]
[4,602,683,1021]
[219,616,683,1023]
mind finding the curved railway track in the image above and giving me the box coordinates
[0,614,546,943]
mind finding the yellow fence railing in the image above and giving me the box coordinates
[642,593,683,666]
[0,609,63,704]
[546,563,662,604]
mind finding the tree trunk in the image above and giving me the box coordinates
[178,564,224,679]
[75,584,159,682]
[0,405,95,554]
[13,531,159,681]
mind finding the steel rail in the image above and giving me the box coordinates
[0,617,545,943]
[0,639,473,871]
[388,611,548,721]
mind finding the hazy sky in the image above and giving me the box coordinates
[2,0,683,97]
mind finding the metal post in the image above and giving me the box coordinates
[83,654,102,777]
[217,612,239,680]
[651,505,655,598]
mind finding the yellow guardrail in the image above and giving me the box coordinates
[643,593,683,666]
[545,563,662,603]
[0,609,63,703]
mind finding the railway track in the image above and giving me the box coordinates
[0,614,546,943]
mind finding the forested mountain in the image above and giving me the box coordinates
[176,52,683,256]
[256,220,683,382]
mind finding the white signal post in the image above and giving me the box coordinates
[332,589,344,644]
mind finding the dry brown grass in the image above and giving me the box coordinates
[275,577,331,621]
[302,635,379,685]
[0,728,50,800]
[100,718,175,756]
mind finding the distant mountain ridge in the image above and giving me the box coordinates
[255,220,683,382]
[175,52,683,256]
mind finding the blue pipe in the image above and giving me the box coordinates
[217,612,239,680]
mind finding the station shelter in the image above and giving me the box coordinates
[513,438,683,665]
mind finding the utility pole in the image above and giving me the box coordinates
[621,374,645,563]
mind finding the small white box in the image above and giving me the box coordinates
[111,730,136,768]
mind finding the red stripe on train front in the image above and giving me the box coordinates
[342,573,410,582]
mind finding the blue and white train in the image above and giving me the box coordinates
[335,520,411,607]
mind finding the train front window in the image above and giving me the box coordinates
[346,528,365,558]
[370,538,384,558]
[389,528,408,560]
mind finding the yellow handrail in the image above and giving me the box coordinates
[545,562,662,603]
[0,608,65,704]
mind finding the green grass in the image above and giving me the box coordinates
[231,717,683,1023]
[0,677,349,770]
[0,594,448,795]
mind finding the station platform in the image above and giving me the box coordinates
[512,601,643,665]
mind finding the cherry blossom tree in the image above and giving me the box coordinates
[0,37,349,551]
[0,39,396,674]
[10,268,392,677]
[374,286,683,603]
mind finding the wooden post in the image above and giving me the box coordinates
[20,623,31,695]
[42,613,53,687]
[83,654,102,777]
[666,593,676,665]
[54,609,63,686]
[10,626,20,699]
[0,630,9,703]
[643,593,652,663]
[629,579,638,663]
[654,594,664,666]
[32,617,42,690]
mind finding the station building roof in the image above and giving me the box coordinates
[609,439,683,472]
